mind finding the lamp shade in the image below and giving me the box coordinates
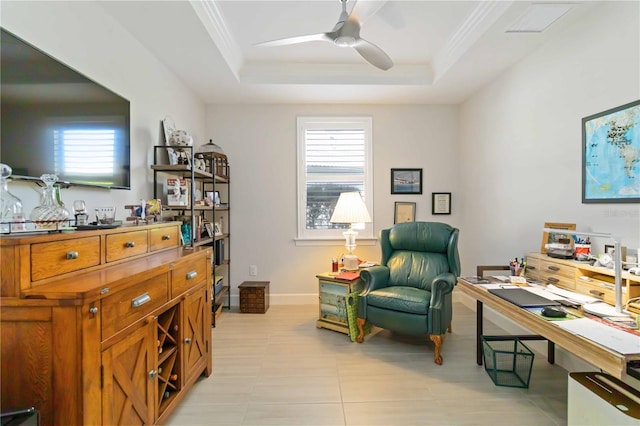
[330,192,371,224]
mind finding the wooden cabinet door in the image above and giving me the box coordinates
[182,287,208,383]
[102,321,156,425]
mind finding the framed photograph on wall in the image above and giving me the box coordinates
[582,99,640,203]
[394,202,416,224]
[431,192,451,215]
[391,168,422,194]
[540,222,576,254]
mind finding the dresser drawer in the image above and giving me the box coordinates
[172,260,207,298]
[540,270,576,289]
[101,271,169,340]
[525,255,540,280]
[150,226,179,252]
[576,277,618,304]
[31,236,101,281]
[106,230,148,262]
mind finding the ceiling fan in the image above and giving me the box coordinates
[255,0,393,71]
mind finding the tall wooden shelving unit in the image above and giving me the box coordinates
[151,146,231,326]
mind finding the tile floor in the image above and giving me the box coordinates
[166,302,569,425]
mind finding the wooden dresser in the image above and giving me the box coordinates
[525,252,640,305]
[0,222,212,425]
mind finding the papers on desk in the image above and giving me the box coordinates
[556,318,640,355]
[546,285,599,304]
[522,286,566,301]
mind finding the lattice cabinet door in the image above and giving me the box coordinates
[102,320,156,425]
[183,288,208,383]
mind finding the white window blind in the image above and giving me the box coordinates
[297,117,373,240]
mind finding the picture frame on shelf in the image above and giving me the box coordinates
[431,192,451,215]
[162,116,178,165]
[214,221,223,236]
[391,168,422,194]
[582,99,640,204]
[394,202,416,224]
[540,222,576,254]
[204,222,214,238]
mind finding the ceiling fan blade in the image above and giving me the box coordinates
[255,33,332,47]
[353,38,393,70]
[349,0,388,24]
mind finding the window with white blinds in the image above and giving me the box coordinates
[297,116,373,240]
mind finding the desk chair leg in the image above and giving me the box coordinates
[476,300,483,366]
[548,341,555,364]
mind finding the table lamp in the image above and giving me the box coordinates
[543,228,623,314]
[330,191,372,271]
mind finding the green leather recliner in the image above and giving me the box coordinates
[356,221,460,365]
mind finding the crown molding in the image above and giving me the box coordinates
[189,0,243,80]
[432,1,513,82]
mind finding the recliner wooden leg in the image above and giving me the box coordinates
[429,334,444,365]
[447,323,452,333]
[356,318,366,343]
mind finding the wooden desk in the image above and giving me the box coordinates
[457,278,640,380]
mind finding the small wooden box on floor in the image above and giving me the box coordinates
[239,281,270,313]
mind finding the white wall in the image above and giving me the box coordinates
[205,104,460,304]
[1,1,206,216]
[459,1,640,277]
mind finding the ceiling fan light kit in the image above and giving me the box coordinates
[255,0,393,71]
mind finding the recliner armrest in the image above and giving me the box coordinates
[430,273,456,308]
[359,265,390,295]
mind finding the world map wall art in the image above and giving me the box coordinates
[582,99,640,203]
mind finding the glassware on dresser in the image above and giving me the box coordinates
[29,174,70,229]
[73,200,89,226]
[0,163,26,233]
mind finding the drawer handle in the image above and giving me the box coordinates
[89,306,98,314]
[162,234,171,240]
[527,266,536,270]
[131,293,151,308]
[186,271,198,280]
[126,241,136,248]
[589,290,605,297]
[546,277,559,284]
[66,251,79,260]
[547,266,560,272]
[184,337,192,344]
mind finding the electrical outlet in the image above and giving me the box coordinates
[249,265,257,276]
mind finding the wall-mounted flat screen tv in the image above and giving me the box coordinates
[1,28,131,189]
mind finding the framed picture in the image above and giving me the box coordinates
[582,99,640,203]
[431,192,451,215]
[540,222,576,254]
[391,168,422,194]
[214,221,223,236]
[394,202,416,223]
[162,116,178,165]
[204,222,214,238]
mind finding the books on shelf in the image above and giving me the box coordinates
[166,178,189,207]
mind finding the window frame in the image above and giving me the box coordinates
[296,116,374,242]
